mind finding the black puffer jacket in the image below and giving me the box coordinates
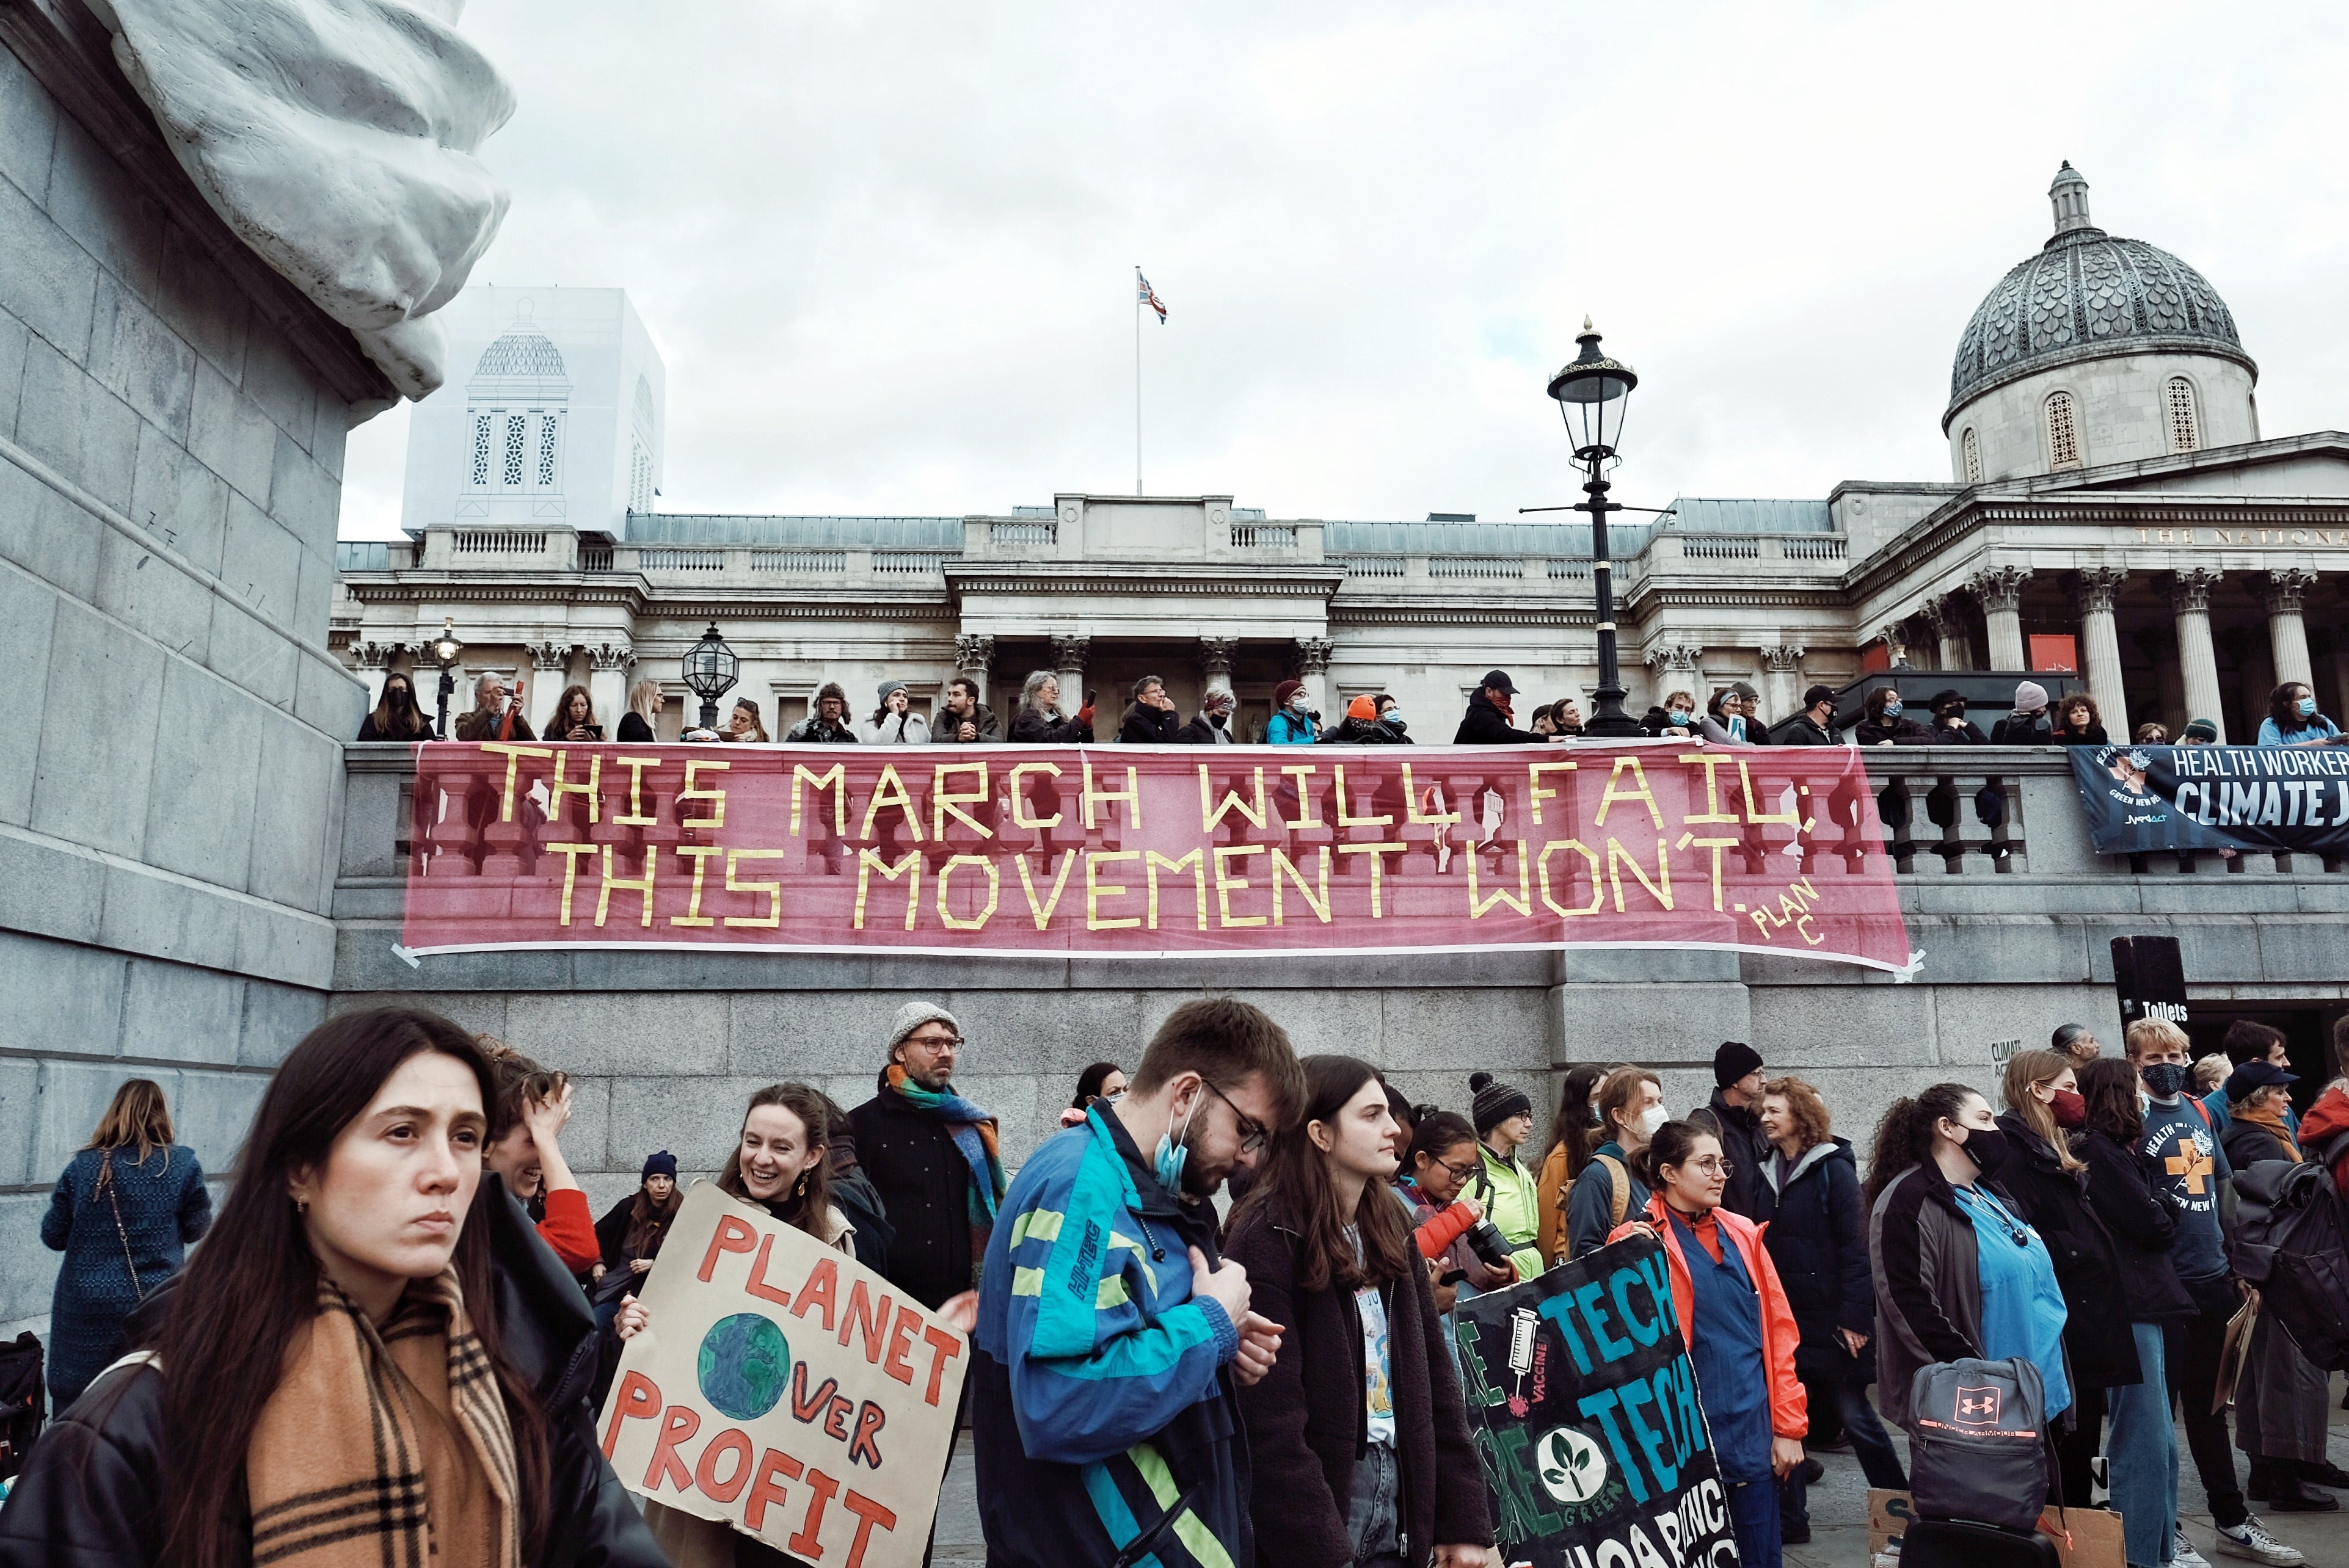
[1760,1139,1876,1385]
[1686,1089,1774,1225]
[1118,704,1182,744]
[0,1178,665,1568]
[2075,1128,2196,1323]
[1992,1114,2140,1390]
[1452,691,1543,745]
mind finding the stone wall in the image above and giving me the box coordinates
[330,749,2347,1219]
[0,7,390,1332]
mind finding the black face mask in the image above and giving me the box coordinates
[1961,1126,2011,1177]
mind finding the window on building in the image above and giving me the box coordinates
[2166,377,2199,453]
[470,414,492,487]
[1962,427,1982,484]
[2046,391,2081,469]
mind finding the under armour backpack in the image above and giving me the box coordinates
[1906,1357,2049,1533]
[2227,1151,2349,1373]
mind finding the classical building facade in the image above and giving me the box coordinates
[338,166,2346,747]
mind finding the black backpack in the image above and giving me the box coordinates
[2227,1141,2349,1373]
[0,1332,44,1478]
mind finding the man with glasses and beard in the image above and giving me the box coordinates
[974,998,1307,1568]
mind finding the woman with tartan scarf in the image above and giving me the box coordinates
[848,1001,1005,1319]
[0,1007,664,1568]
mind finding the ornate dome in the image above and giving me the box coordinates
[1946,164,2251,422]
[473,323,566,379]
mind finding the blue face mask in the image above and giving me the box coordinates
[1153,1097,1197,1191]
[1668,710,1693,725]
[1382,709,1402,725]
[1883,701,1903,719]
[2298,697,2318,719]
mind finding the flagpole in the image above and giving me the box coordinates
[1134,266,1143,496]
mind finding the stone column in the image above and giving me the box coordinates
[526,641,574,731]
[1874,620,1914,672]
[2262,568,2317,692]
[953,633,996,706]
[1292,637,1335,716]
[1966,565,2032,670]
[2072,568,2129,736]
[2170,568,2226,742]
[1644,644,1700,710]
[1051,634,1090,708]
[1197,636,1239,702]
[1925,596,1974,671]
[586,643,632,735]
[1759,645,1805,722]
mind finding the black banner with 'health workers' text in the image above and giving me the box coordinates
[2068,742,2349,856]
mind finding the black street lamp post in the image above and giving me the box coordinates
[682,623,740,732]
[430,617,464,740]
[1545,319,1648,739]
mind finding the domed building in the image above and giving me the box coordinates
[1945,164,2258,482]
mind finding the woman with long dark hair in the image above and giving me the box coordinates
[38,1079,209,1409]
[0,1006,663,1567]
[1611,1120,1807,1568]
[1533,1062,1606,1266]
[2258,680,2342,747]
[1865,1083,2072,1505]
[1227,1058,1492,1567]
[2075,1056,2198,1568]
[545,684,602,742]
[355,669,432,741]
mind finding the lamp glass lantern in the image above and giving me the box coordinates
[681,623,740,730]
[429,617,464,740]
[1545,319,1637,460]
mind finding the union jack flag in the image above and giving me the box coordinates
[1138,272,1167,323]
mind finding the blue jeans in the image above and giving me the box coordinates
[1347,1442,1405,1567]
[1781,1377,1909,1531]
[2108,1322,2179,1568]
[1727,1476,1782,1568]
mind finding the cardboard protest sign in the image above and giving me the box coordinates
[1869,1489,2125,1568]
[1453,1233,1738,1567]
[598,1181,969,1568]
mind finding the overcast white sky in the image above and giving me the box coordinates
[340,0,2349,537]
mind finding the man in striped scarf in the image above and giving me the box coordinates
[848,1001,1006,1314]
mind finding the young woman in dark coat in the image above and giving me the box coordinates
[1757,1078,1906,1544]
[1995,1050,2139,1509]
[2074,1056,2200,1568]
[1226,1056,1493,1568]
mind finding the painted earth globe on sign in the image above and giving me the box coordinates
[697,1312,792,1420]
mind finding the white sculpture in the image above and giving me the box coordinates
[90,0,514,401]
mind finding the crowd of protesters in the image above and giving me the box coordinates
[10,998,2349,1568]
[361,659,2346,756]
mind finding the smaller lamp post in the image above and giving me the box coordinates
[682,623,740,732]
[1546,319,1643,739]
[431,617,464,740]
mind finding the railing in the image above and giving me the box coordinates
[580,544,613,571]
[453,530,548,554]
[636,548,725,572]
[750,550,845,573]
[989,520,1056,547]
[1679,537,1761,560]
[1336,556,1407,578]
[873,551,952,575]
[1546,559,1593,580]
[1429,556,1524,580]
[1231,524,1297,549]
[1782,537,1847,561]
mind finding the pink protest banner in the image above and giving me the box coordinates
[400,740,1916,972]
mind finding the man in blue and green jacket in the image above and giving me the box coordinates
[974,998,1305,1568]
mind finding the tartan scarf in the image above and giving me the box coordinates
[247,1270,517,1568]
[884,1064,1007,1257]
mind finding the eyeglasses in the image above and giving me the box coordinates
[906,1033,963,1050]
[1429,1152,1479,1184]
[1200,1078,1270,1155]
[1686,1158,1736,1178]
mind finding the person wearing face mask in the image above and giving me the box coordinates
[1780,684,1843,746]
[1325,693,1410,745]
[1994,1051,2138,1512]
[1926,688,1990,744]
[1991,680,2058,744]
[1610,1122,1807,1568]
[1178,687,1240,744]
[1564,1066,1665,1260]
[356,669,433,741]
[1865,1083,2072,1487]
[1460,1073,1543,1281]
[974,999,1305,1568]
[2125,1018,2275,1552]
[1226,1058,1495,1568]
[2256,681,2342,747]
[1854,686,1929,746]
[1651,689,1702,739]
[1269,678,1321,743]
[1374,694,1414,742]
